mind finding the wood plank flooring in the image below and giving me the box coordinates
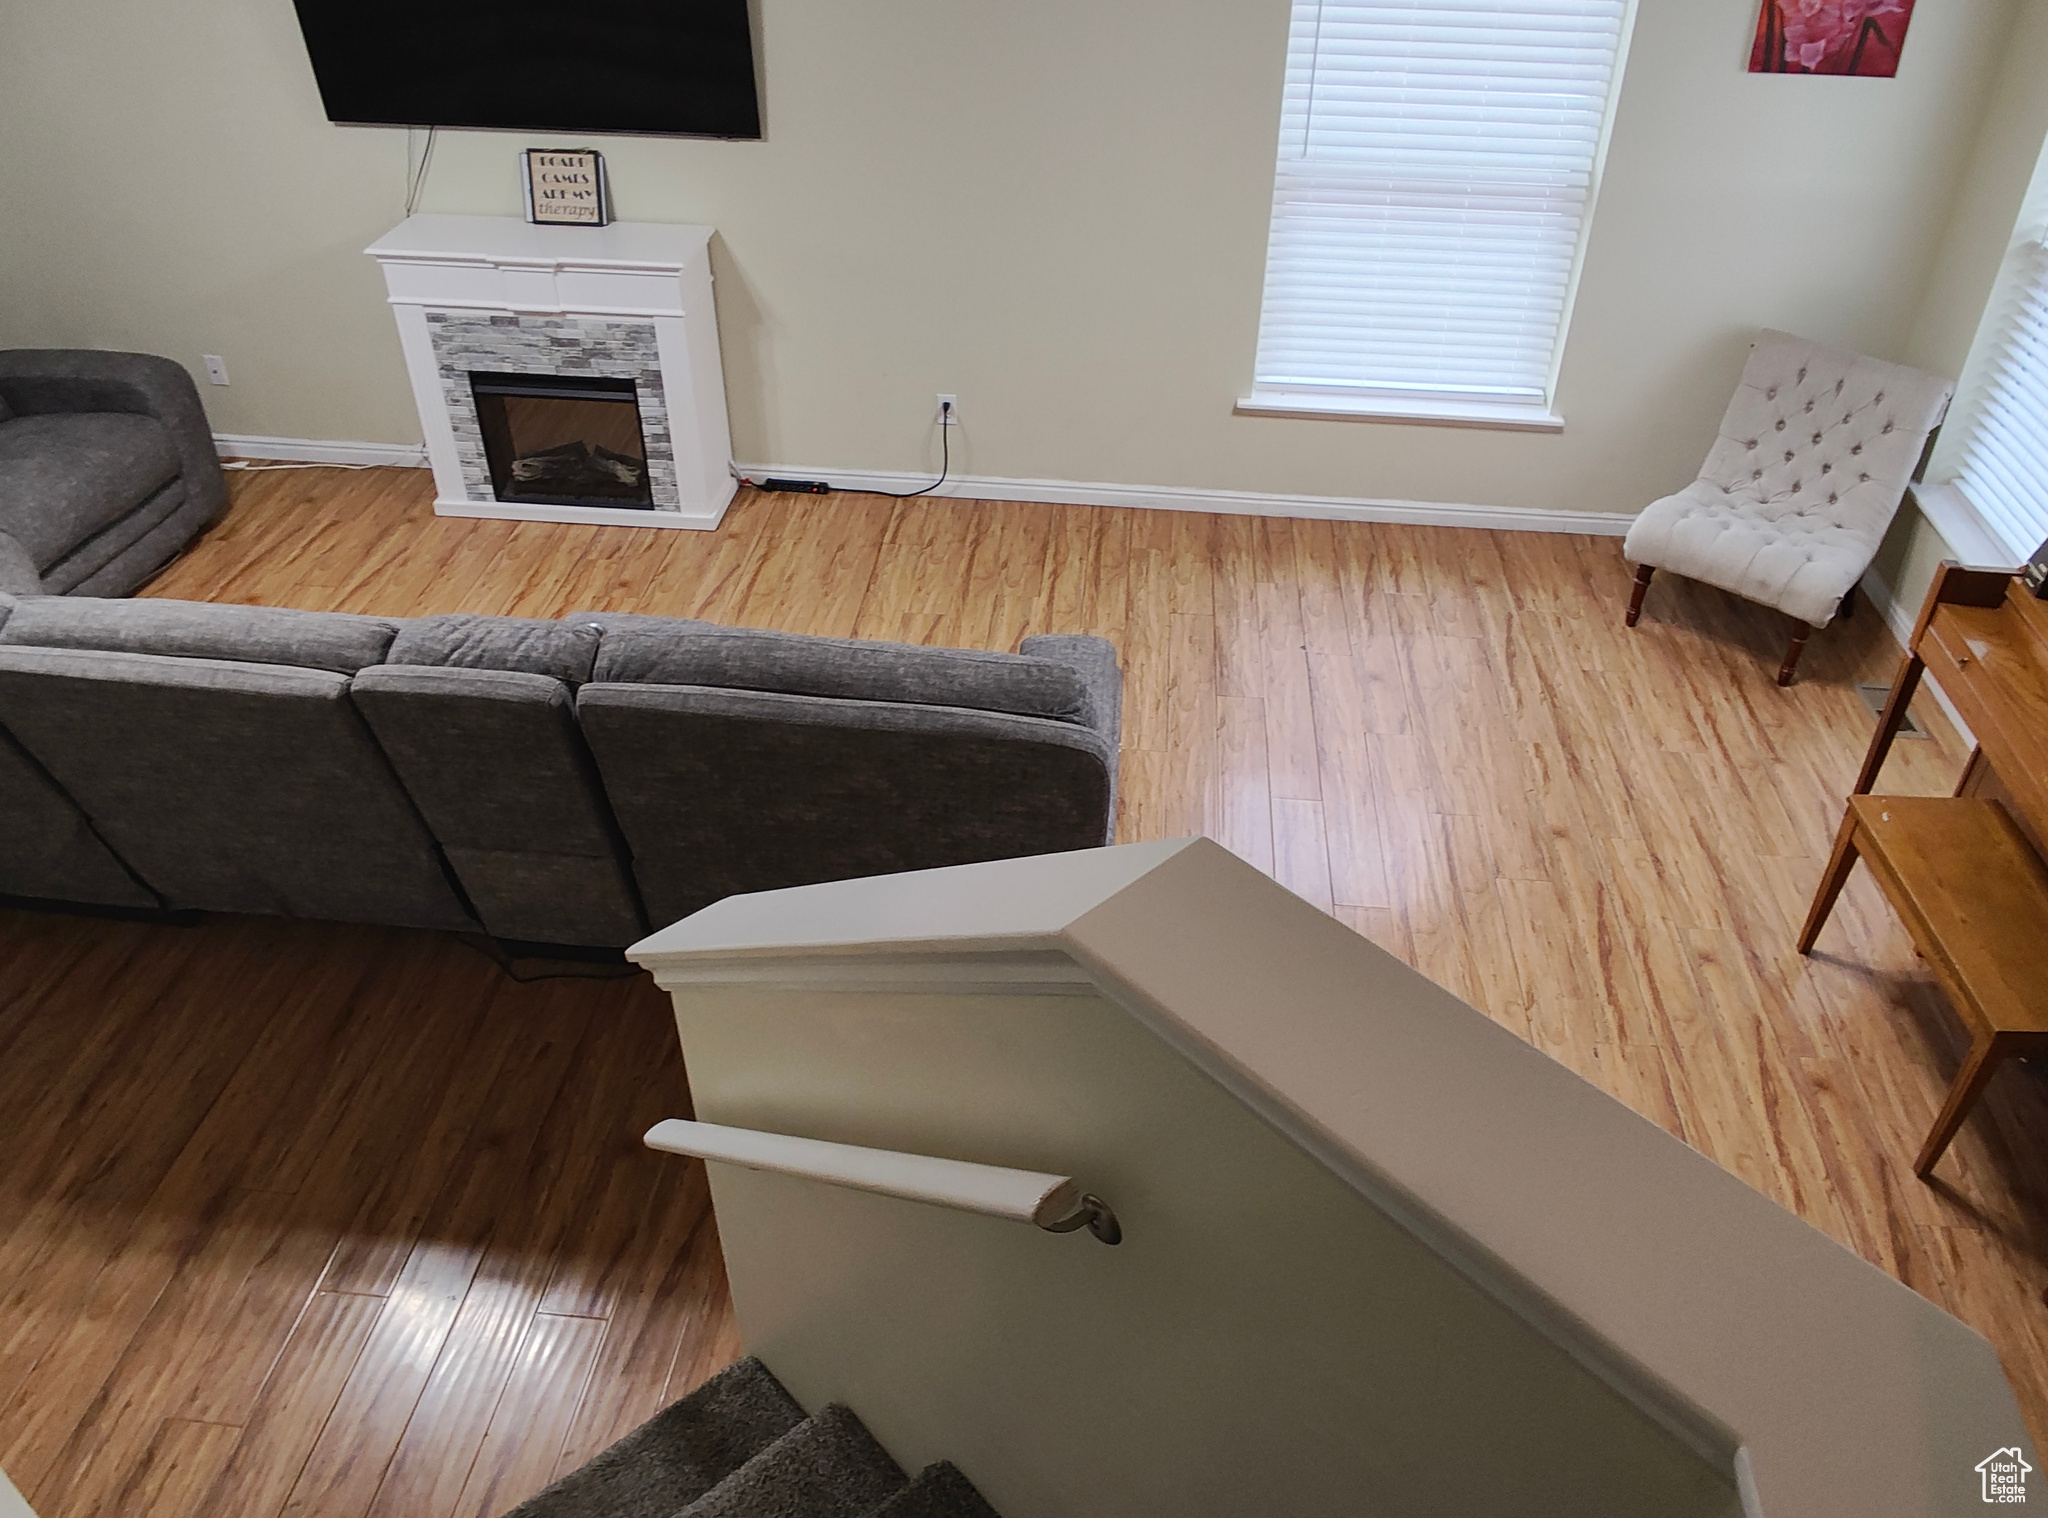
[4,467,2046,1516]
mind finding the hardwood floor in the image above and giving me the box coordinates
[4,466,2046,1515]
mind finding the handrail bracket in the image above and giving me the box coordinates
[1039,1192,1122,1246]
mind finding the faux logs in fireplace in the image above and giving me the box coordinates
[470,371,654,510]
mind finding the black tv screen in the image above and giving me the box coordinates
[291,0,760,139]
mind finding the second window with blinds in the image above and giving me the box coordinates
[1243,1,1633,429]
[1936,242,2048,563]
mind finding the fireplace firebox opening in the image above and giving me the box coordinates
[470,371,654,510]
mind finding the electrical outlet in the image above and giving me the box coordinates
[936,393,959,425]
[202,355,230,386]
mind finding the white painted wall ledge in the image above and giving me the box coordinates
[1234,390,1567,432]
[1906,482,2023,570]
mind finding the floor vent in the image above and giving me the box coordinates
[1854,682,1927,737]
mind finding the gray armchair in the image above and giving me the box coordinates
[0,350,228,597]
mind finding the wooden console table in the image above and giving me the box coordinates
[1799,563,2048,1177]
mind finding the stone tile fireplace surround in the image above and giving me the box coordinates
[367,215,736,528]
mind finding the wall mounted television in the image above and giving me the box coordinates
[290,0,760,139]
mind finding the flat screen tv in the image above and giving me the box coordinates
[290,0,760,139]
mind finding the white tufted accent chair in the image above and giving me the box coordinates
[1623,330,1953,684]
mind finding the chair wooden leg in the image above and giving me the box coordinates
[1798,806,1862,953]
[1625,564,1655,627]
[1776,620,1813,686]
[1915,1033,2006,1178]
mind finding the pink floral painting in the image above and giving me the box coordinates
[1749,0,1917,76]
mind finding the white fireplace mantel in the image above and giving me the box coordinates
[367,215,737,529]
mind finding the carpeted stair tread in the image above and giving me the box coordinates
[862,1462,1000,1518]
[500,1357,804,1518]
[678,1403,906,1518]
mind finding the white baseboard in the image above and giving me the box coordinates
[734,462,1635,536]
[214,433,429,468]
[1857,564,1916,647]
[1857,564,1974,747]
[210,435,1635,534]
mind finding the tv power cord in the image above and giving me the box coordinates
[743,398,953,498]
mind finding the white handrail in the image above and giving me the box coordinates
[644,1118,1105,1234]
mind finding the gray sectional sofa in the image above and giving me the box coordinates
[0,595,1121,946]
[0,350,229,596]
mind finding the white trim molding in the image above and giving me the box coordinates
[214,433,428,468]
[1235,392,1566,433]
[211,434,1636,536]
[735,463,1632,536]
[1905,481,2023,568]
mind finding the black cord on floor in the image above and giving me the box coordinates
[873,400,952,498]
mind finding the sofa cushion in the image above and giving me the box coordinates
[0,723,157,909]
[387,613,601,684]
[65,485,220,600]
[39,477,185,595]
[1624,479,1876,629]
[578,682,1116,925]
[0,534,40,596]
[586,620,1092,724]
[0,644,474,930]
[0,412,180,569]
[1018,633,1122,743]
[351,663,645,945]
[0,595,401,673]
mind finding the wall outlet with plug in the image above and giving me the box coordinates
[936,394,958,425]
[202,355,230,386]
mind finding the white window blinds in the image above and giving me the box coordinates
[1950,242,2048,559]
[1251,1,1629,413]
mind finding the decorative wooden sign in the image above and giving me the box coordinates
[522,148,611,226]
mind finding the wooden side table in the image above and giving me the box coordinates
[1799,794,2048,1176]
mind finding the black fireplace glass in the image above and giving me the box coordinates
[470,372,655,510]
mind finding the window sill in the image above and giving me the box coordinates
[1906,481,2024,568]
[1235,392,1564,433]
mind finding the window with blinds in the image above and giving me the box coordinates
[1249,1,1630,419]
[1948,242,2048,559]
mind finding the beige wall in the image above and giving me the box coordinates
[674,983,1738,1518]
[0,0,2020,517]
